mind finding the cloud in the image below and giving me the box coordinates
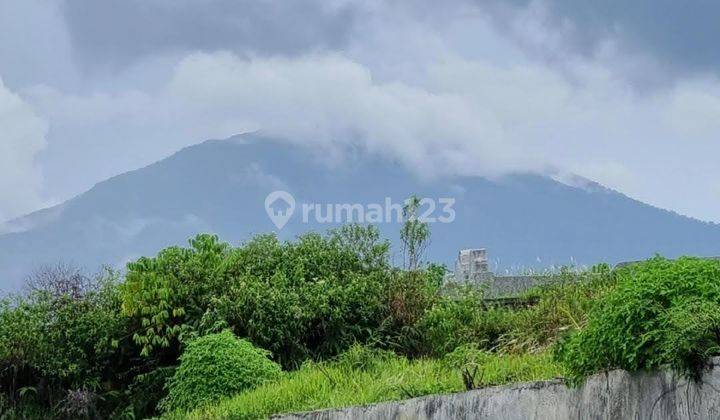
[5,0,720,225]
[488,0,720,79]
[0,78,48,221]
[0,0,77,91]
[167,52,514,176]
[55,0,720,81]
[162,49,720,222]
[60,0,361,71]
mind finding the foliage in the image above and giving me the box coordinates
[9,221,720,419]
[160,331,281,413]
[425,263,448,290]
[107,365,177,419]
[121,234,231,356]
[175,347,561,420]
[499,267,616,353]
[372,269,442,357]
[400,195,430,270]
[415,287,515,356]
[328,224,391,271]
[213,227,395,368]
[555,257,720,383]
[0,269,128,414]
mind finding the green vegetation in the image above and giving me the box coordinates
[174,345,562,420]
[160,331,281,413]
[1,218,719,419]
[400,195,431,270]
[555,257,720,383]
[122,227,395,369]
[501,265,616,353]
[0,268,130,418]
[416,287,514,356]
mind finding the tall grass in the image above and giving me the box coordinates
[171,348,562,419]
[498,267,616,353]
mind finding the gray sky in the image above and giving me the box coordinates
[1,0,719,223]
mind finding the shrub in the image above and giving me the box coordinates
[500,268,615,353]
[415,287,514,356]
[214,228,394,367]
[0,269,127,413]
[107,365,177,419]
[443,343,493,371]
[121,234,231,356]
[375,270,440,355]
[122,227,395,367]
[160,331,281,413]
[555,257,720,383]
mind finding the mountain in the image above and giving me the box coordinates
[2,133,719,292]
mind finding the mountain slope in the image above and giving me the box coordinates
[1,133,719,292]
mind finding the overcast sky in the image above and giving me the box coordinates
[1,0,719,223]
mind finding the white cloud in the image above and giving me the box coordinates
[167,52,512,176]
[160,48,720,221]
[0,77,47,221]
[13,2,720,223]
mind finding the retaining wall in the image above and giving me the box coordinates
[278,358,720,420]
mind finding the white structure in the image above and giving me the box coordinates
[454,248,491,283]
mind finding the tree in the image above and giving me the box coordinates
[400,195,430,271]
[25,262,94,300]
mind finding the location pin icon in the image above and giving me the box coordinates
[265,191,295,230]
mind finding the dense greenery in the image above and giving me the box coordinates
[501,265,615,353]
[555,257,720,383]
[160,331,281,413]
[0,225,442,417]
[0,269,134,418]
[121,227,395,368]
[416,287,513,356]
[1,223,719,419]
[174,345,562,420]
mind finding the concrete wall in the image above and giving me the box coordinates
[445,274,572,299]
[478,274,563,298]
[278,358,720,420]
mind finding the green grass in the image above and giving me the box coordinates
[169,350,563,419]
[499,270,616,353]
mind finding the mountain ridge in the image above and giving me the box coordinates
[1,133,719,292]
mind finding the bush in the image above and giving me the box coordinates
[415,287,514,356]
[121,234,231,356]
[160,331,281,413]
[555,257,720,383]
[374,270,440,356]
[500,268,615,353]
[121,227,395,367]
[0,269,128,414]
[214,228,396,367]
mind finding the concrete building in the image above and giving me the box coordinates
[448,248,560,298]
[454,248,491,283]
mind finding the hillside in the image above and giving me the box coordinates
[1,133,719,291]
